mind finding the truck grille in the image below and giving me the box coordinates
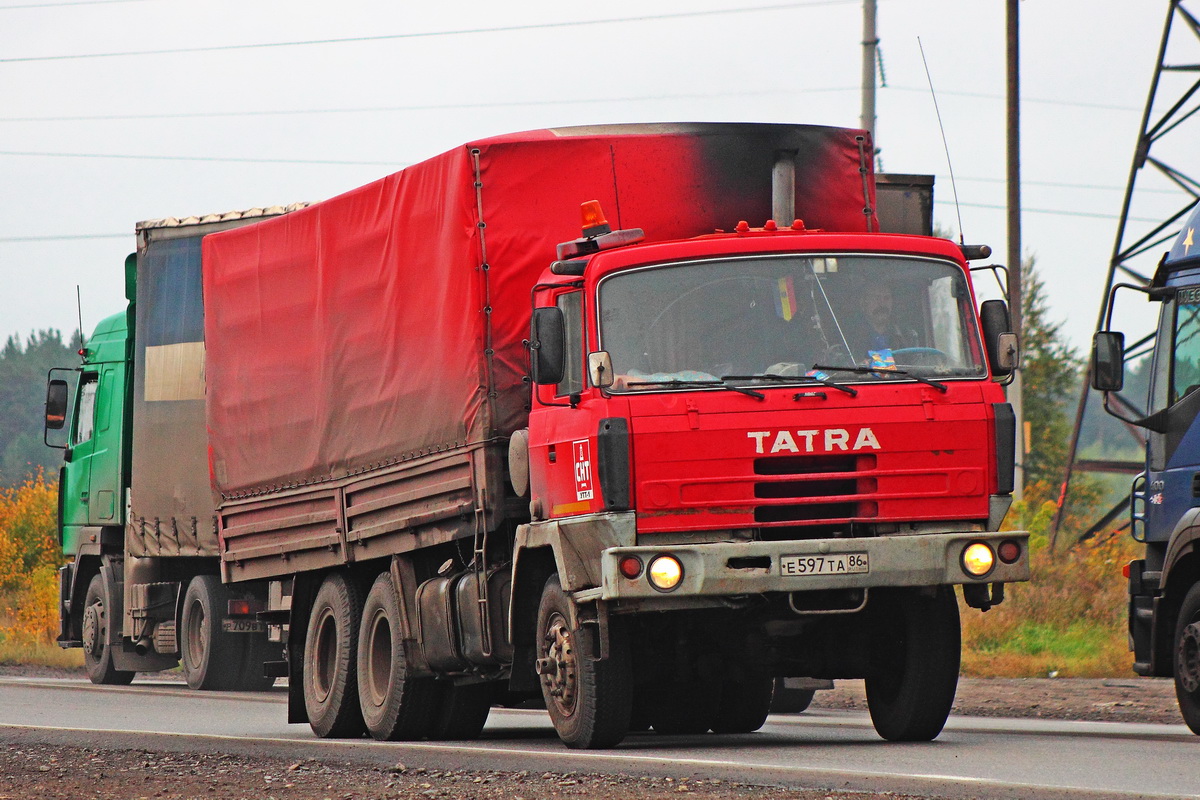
[752,454,875,525]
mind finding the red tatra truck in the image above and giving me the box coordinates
[201,123,1028,749]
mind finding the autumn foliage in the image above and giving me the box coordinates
[0,471,61,646]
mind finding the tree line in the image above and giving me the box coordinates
[0,330,80,489]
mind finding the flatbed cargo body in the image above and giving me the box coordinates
[204,124,877,581]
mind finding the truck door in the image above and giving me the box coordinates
[1146,291,1200,542]
[61,374,98,530]
[86,364,124,524]
[529,290,601,518]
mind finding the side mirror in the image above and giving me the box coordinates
[588,351,614,388]
[45,379,69,431]
[1092,331,1125,392]
[531,307,565,386]
[980,299,1013,376]
[996,333,1019,372]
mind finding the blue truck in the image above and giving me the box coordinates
[1092,202,1200,734]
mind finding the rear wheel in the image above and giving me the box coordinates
[304,573,366,738]
[181,576,276,691]
[536,574,631,748]
[711,675,773,734]
[357,573,439,740]
[428,682,494,740]
[865,587,960,742]
[82,574,135,686]
[1173,583,1200,735]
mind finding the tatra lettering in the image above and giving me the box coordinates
[748,427,880,453]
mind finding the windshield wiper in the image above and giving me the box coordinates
[722,373,857,397]
[809,364,948,394]
[626,379,766,400]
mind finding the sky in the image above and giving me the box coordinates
[0,0,1194,354]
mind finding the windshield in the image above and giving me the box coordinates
[597,254,986,391]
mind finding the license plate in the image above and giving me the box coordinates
[221,619,265,633]
[780,553,869,576]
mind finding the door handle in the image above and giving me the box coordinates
[80,491,89,503]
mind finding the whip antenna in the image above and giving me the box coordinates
[76,285,86,355]
[918,37,964,245]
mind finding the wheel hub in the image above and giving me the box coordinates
[82,603,102,657]
[1179,621,1200,693]
[538,612,577,717]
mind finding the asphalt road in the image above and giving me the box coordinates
[1,676,1197,800]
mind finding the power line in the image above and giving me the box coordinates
[936,199,1164,223]
[0,0,152,8]
[948,175,1184,195]
[6,203,1169,244]
[0,149,402,166]
[0,233,127,242]
[0,84,1139,127]
[0,1,858,63]
[0,86,860,123]
[888,85,1139,113]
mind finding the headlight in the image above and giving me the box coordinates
[647,555,683,591]
[961,542,996,578]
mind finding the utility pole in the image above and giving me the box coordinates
[860,0,878,140]
[1006,0,1025,500]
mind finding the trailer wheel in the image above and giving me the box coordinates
[427,682,493,740]
[303,573,366,738]
[711,675,773,734]
[536,574,631,748]
[357,573,439,740]
[82,574,135,686]
[865,587,960,742]
[770,680,815,713]
[1173,583,1200,735]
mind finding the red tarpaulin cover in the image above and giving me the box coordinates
[202,123,875,498]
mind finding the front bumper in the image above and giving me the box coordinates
[595,530,1029,601]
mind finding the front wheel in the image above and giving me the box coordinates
[536,574,631,748]
[865,587,960,742]
[82,574,135,686]
[1173,583,1200,735]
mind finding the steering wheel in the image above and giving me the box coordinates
[891,347,950,367]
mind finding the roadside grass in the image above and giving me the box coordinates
[960,495,1138,678]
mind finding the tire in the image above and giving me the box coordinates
[428,682,493,741]
[649,678,720,735]
[536,574,632,748]
[81,574,135,686]
[1173,583,1200,735]
[303,573,366,738]
[180,576,237,690]
[865,587,960,742]
[180,576,277,692]
[357,573,440,740]
[770,680,815,714]
[711,675,773,734]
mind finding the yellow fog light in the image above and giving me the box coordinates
[647,555,684,591]
[961,542,995,578]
